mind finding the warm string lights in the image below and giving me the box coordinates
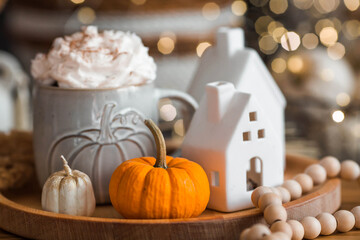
[67,0,359,131]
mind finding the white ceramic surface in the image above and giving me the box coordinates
[187,27,286,166]
[183,27,285,212]
[182,82,284,212]
[33,82,197,204]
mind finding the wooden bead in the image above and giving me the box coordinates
[246,224,271,240]
[270,221,293,238]
[258,192,282,212]
[287,220,304,240]
[282,180,302,200]
[276,187,291,204]
[320,156,341,178]
[316,212,337,235]
[251,186,272,207]
[351,206,360,229]
[304,164,327,185]
[270,187,281,198]
[340,160,360,181]
[239,228,250,240]
[263,232,291,240]
[334,210,355,232]
[300,216,321,239]
[293,173,313,194]
[264,204,287,225]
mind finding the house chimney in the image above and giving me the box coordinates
[216,27,244,57]
[206,82,235,123]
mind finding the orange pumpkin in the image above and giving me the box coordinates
[109,119,210,219]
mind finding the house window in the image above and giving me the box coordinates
[211,171,220,187]
[258,129,265,139]
[243,131,251,141]
[249,112,257,122]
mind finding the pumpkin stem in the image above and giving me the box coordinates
[61,155,73,176]
[98,103,116,144]
[144,119,167,169]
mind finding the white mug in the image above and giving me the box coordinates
[33,82,197,203]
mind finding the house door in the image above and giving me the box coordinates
[247,157,263,191]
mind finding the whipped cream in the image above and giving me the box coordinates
[31,26,156,88]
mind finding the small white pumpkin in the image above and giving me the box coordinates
[41,155,96,216]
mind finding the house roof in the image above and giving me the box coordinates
[188,27,286,108]
[183,83,251,151]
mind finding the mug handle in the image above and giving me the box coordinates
[156,88,198,112]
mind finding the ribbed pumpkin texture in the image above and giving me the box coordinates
[109,119,210,219]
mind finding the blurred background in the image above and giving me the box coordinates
[1,0,360,161]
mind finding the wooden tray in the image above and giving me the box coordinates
[0,155,341,240]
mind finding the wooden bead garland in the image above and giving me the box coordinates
[263,232,290,240]
[333,210,355,232]
[248,224,271,240]
[264,204,287,225]
[240,228,250,240]
[300,216,321,239]
[287,220,304,240]
[258,192,282,212]
[269,187,281,198]
[251,186,272,208]
[316,212,337,235]
[304,164,327,185]
[240,155,360,240]
[276,187,291,203]
[340,160,360,181]
[319,156,340,178]
[293,173,313,194]
[281,180,302,200]
[269,221,292,238]
[351,206,360,229]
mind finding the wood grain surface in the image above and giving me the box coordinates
[0,155,343,240]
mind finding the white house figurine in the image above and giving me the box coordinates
[182,27,286,212]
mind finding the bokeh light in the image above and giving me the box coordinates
[281,32,301,51]
[320,68,334,81]
[255,16,274,35]
[196,42,212,57]
[288,55,304,74]
[293,0,314,9]
[272,27,287,42]
[332,110,345,123]
[77,7,96,24]
[71,0,85,4]
[271,58,287,73]
[131,0,146,5]
[331,18,342,33]
[315,19,336,35]
[157,37,175,55]
[344,0,360,11]
[302,33,319,49]
[259,35,278,54]
[319,27,338,46]
[336,92,351,107]
[231,1,247,16]
[160,104,177,121]
[174,119,185,137]
[314,0,340,14]
[157,32,176,55]
[343,20,360,40]
[269,0,288,14]
[202,2,221,21]
[327,42,346,60]
[250,0,269,7]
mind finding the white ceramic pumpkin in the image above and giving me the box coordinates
[41,156,96,216]
[48,103,154,203]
